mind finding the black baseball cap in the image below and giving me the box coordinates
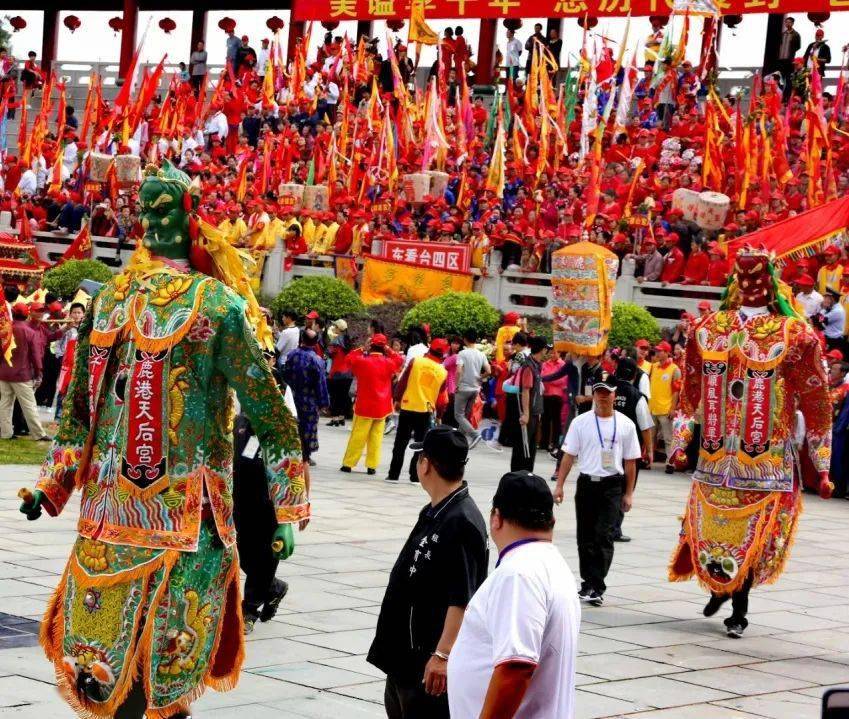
[592,370,618,393]
[493,471,555,529]
[410,425,469,468]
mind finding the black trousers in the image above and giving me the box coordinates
[712,573,754,628]
[388,410,431,480]
[575,473,623,594]
[233,416,281,617]
[613,463,639,537]
[540,395,563,450]
[777,59,794,101]
[328,374,353,418]
[510,415,540,472]
[384,675,449,719]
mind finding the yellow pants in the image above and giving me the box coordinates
[342,415,386,470]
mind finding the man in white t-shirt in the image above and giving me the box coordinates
[275,310,301,369]
[454,328,491,449]
[554,374,641,606]
[448,471,579,719]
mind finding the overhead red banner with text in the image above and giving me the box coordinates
[293,0,837,21]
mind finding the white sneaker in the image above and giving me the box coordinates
[485,440,504,453]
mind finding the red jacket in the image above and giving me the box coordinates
[350,348,404,419]
[683,249,709,284]
[660,246,685,283]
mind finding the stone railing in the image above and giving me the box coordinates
[4,215,723,325]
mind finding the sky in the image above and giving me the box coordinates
[0,10,847,74]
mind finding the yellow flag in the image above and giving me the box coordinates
[408,1,438,46]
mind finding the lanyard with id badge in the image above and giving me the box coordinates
[595,413,617,475]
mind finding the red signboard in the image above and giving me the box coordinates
[384,240,470,273]
[293,0,836,21]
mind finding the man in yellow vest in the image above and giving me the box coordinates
[218,202,247,246]
[387,338,450,483]
[649,341,681,474]
[817,244,844,295]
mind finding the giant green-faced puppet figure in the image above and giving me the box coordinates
[19,161,309,719]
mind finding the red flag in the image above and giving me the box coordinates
[58,224,93,263]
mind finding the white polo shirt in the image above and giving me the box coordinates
[448,541,580,719]
[562,409,641,477]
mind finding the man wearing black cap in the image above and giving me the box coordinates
[611,358,654,543]
[368,426,489,719]
[554,373,641,606]
[448,472,579,719]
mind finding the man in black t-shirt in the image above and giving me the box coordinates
[368,426,489,719]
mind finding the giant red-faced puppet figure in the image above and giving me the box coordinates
[669,247,832,638]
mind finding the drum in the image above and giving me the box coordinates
[426,170,450,200]
[303,185,329,211]
[672,188,700,223]
[278,183,305,211]
[403,173,430,204]
[114,154,141,187]
[89,152,113,183]
[696,191,731,231]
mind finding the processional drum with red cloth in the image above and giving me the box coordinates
[278,183,305,211]
[426,170,450,201]
[672,188,700,223]
[303,185,329,211]
[89,152,113,183]
[696,191,731,231]
[403,173,430,205]
[115,155,141,187]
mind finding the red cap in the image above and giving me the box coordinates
[826,349,844,361]
[11,303,29,318]
[796,274,815,288]
[665,233,680,245]
[371,333,388,347]
[504,311,520,324]
[306,310,320,319]
[655,341,672,352]
[698,300,712,311]
[429,338,449,356]
[824,244,841,256]
[634,339,650,349]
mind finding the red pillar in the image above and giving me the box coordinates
[190,10,207,57]
[41,9,59,74]
[475,19,497,85]
[287,0,306,64]
[118,0,139,81]
[698,16,717,77]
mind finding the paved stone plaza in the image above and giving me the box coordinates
[0,425,847,718]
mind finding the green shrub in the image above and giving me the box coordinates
[271,276,365,321]
[524,315,553,343]
[346,301,414,346]
[401,292,500,339]
[608,301,661,349]
[42,259,113,299]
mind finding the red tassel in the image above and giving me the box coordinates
[187,215,214,276]
[182,192,193,212]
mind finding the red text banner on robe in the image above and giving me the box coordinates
[383,239,470,272]
[293,0,835,21]
[726,194,849,261]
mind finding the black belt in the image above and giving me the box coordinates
[579,473,624,482]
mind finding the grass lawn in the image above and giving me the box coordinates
[0,438,50,465]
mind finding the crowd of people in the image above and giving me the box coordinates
[0,15,845,291]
